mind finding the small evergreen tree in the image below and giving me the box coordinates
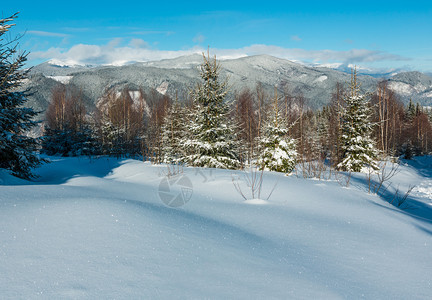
[161,96,185,163]
[337,69,379,172]
[42,126,98,157]
[256,90,297,173]
[182,52,240,169]
[146,92,171,163]
[0,13,44,178]
[304,110,328,161]
[406,99,416,121]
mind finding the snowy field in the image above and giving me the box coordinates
[1,156,432,299]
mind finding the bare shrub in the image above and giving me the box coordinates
[335,170,352,188]
[366,159,400,194]
[296,159,333,181]
[232,166,277,201]
[390,185,415,209]
[159,163,184,179]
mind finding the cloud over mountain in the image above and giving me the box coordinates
[28,39,409,67]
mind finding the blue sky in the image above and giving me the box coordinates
[3,1,432,72]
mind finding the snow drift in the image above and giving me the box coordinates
[1,157,431,298]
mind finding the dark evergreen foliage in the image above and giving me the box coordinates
[0,13,44,178]
[42,126,99,157]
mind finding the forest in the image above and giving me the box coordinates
[40,53,432,173]
[2,13,432,179]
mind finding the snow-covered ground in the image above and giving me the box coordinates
[1,157,432,299]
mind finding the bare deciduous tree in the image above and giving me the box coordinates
[233,88,258,164]
[45,84,86,132]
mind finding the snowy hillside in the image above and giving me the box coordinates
[23,55,432,121]
[1,157,432,298]
[21,55,370,116]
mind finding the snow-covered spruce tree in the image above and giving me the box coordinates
[0,13,44,178]
[337,69,379,172]
[161,96,185,163]
[182,52,240,169]
[256,89,297,174]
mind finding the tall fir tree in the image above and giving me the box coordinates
[337,69,379,172]
[256,89,297,173]
[0,13,44,178]
[182,52,240,169]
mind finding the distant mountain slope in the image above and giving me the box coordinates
[219,55,377,108]
[23,55,432,120]
[388,71,432,101]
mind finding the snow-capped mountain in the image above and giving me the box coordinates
[22,55,432,121]
[310,62,402,78]
[32,60,94,75]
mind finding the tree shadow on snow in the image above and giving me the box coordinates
[344,171,432,233]
[29,156,123,185]
[401,156,432,178]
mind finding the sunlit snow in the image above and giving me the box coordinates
[1,157,431,298]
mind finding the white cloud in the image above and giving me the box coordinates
[62,27,91,33]
[29,40,203,66]
[291,35,302,42]
[129,38,149,48]
[107,38,122,48]
[27,30,69,38]
[28,40,409,67]
[132,30,175,36]
[236,45,408,63]
[193,34,206,44]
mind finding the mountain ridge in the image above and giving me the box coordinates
[23,54,432,121]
